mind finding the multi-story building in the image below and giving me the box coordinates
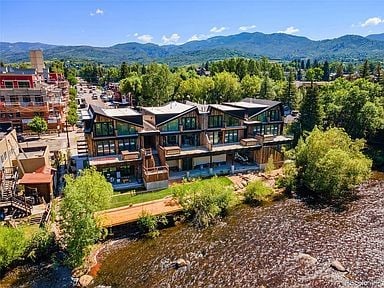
[0,69,69,132]
[0,127,55,220]
[83,98,292,190]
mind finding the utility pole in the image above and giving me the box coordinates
[66,119,70,148]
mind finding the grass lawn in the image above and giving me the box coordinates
[20,224,41,240]
[110,176,233,209]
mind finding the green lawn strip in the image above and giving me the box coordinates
[110,176,233,209]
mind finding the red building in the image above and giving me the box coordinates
[0,72,69,132]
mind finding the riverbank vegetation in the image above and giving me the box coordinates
[59,167,113,268]
[137,212,168,239]
[173,177,237,228]
[244,180,274,205]
[284,128,372,202]
[0,225,54,275]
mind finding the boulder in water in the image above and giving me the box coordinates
[331,260,347,272]
[174,258,188,268]
[79,275,94,287]
[297,252,317,265]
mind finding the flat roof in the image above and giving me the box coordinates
[227,102,268,109]
[19,173,53,184]
[142,101,194,115]
[103,107,141,117]
[210,104,245,111]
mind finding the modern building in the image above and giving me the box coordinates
[82,98,292,190]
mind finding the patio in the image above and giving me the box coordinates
[169,163,260,181]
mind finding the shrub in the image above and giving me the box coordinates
[174,176,237,228]
[264,155,275,174]
[244,180,274,205]
[0,226,28,272]
[24,228,55,262]
[276,162,298,194]
[137,211,168,238]
[295,127,372,200]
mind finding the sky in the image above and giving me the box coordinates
[0,0,383,47]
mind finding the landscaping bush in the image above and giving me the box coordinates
[137,211,168,238]
[244,180,274,205]
[174,176,237,228]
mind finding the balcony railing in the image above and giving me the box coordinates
[121,150,140,161]
[143,165,169,183]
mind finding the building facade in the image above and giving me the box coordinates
[83,98,292,190]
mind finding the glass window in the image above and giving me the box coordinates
[9,96,18,103]
[94,122,114,137]
[96,140,116,156]
[18,81,30,88]
[253,125,262,136]
[4,81,13,88]
[182,117,196,130]
[208,115,223,128]
[224,115,240,127]
[118,138,137,152]
[224,130,238,143]
[23,96,31,103]
[263,124,280,135]
[163,135,178,146]
[160,119,179,132]
[35,96,43,103]
[181,133,200,147]
[116,122,137,135]
[207,131,222,144]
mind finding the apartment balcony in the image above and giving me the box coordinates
[255,134,293,145]
[121,150,140,161]
[157,145,181,156]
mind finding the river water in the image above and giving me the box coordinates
[92,177,384,288]
[1,176,384,288]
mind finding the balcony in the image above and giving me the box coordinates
[121,150,140,161]
[158,145,181,156]
[240,138,260,146]
[143,165,169,183]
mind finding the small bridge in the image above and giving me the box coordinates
[97,198,182,228]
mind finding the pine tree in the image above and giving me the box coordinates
[282,70,297,109]
[322,61,330,81]
[360,60,369,79]
[299,86,323,132]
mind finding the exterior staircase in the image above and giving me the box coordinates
[76,139,88,157]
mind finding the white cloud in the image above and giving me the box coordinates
[278,26,299,34]
[162,33,181,44]
[90,8,104,16]
[134,33,139,37]
[136,34,153,43]
[361,17,383,27]
[188,34,208,42]
[239,25,256,31]
[210,26,227,33]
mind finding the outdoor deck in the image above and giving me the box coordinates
[97,198,182,227]
[169,163,260,180]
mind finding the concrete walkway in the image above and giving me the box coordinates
[96,198,182,228]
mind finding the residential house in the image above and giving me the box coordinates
[84,105,144,187]
[82,98,292,190]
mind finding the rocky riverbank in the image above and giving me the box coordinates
[92,179,384,288]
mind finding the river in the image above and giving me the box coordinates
[2,176,384,288]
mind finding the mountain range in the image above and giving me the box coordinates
[1,32,384,66]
